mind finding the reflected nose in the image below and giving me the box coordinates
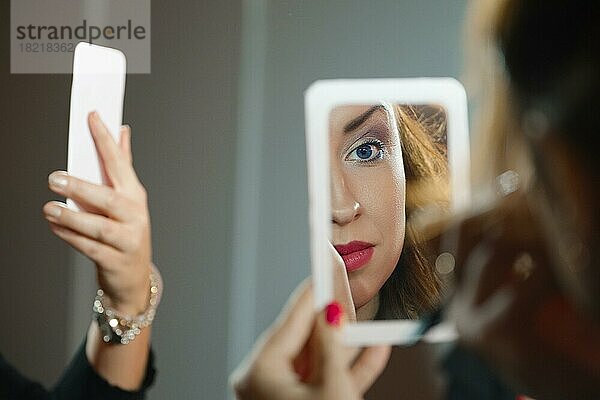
[331,174,362,226]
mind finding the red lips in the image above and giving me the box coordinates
[334,241,375,272]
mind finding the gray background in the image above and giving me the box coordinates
[0,1,467,398]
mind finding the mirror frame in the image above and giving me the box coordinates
[305,78,470,345]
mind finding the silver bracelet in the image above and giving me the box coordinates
[93,267,161,345]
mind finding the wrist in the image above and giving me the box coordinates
[93,264,162,345]
[107,281,151,316]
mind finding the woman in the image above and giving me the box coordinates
[232,0,600,399]
[329,103,449,320]
[1,112,159,399]
[443,0,600,398]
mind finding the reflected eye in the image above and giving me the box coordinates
[347,141,383,162]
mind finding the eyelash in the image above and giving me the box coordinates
[345,139,385,164]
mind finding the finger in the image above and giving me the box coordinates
[119,125,133,165]
[350,345,392,394]
[309,301,355,392]
[330,242,357,322]
[48,222,123,270]
[88,112,137,188]
[460,240,494,303]
[315,301,346,371]
[464,239,519,306]
[294,302,347,384]
[48,171,140,222]
[231,282,316,399]
[231,370,310,400]
[448,240,492,325]
[474,286,516,334]
[43,201,133,251]
[267,280,317,358]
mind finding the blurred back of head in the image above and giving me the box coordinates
[496,0,599,168]
[467,0,600,318]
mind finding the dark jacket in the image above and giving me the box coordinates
[0,342,155,400]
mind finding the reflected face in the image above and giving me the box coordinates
[329,105,406,310]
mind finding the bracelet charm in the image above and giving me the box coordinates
[92,269,160,345]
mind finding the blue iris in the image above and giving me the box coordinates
[347,140,383,162]
[356,144,373,160]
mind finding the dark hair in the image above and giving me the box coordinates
[376,105,449,320]
[497,0,599,169]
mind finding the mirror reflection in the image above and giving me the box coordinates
[329,103,450,321]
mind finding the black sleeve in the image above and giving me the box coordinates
[442,345,516,400]
[0,353,49,400]
[1,341,156,400]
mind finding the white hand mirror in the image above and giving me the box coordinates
[305,78,470,345]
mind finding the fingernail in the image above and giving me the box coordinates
[325,301,343,327]
[90,111,98,120]
[49,171,68,190]
[45,204,63,219]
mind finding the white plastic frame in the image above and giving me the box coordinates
[305,78,471,346]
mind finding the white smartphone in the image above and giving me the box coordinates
[66,42,126,210]
[305,78,471,346]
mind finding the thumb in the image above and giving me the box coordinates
[313,303,391,396]
[329,242,357,322]
[313,302,369,399]
[313,302,347,376]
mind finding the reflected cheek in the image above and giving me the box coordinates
[352,168,406,303]
[350,167,393,211]
[358,167,406,237]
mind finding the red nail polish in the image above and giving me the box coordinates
[325,302,343,326]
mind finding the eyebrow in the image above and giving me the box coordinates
[343,105,385,133]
